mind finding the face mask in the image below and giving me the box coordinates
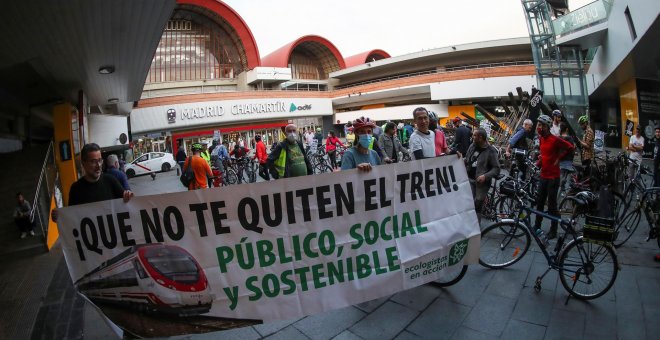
[287,133,297,143]
[358,134,372,148]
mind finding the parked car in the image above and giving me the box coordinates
[125,152,176,178]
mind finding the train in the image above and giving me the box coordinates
[75,243,214,316]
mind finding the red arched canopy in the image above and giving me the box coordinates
[344,49,391,68]
[261,35,346,76]
[177,0,260,69]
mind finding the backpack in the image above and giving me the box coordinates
[179,157,194,187]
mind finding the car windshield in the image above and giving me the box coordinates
[135,154,148,163]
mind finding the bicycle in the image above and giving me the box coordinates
[308,148,332,174]
[621,158,653,204]
[495,159,540,219]
[479,173,507,222]
[479,180,619,300]
[613,187,660,248]
[558,186,625,230]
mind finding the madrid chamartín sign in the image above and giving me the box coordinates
[58,157,480,337]
[130,98,332,134]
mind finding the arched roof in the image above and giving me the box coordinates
[177,0,260,69]
[344,49,391,68]
[261,35,346,72]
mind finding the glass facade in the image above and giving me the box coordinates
[146,10,246,84]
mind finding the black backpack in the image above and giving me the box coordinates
[179,157,194,187]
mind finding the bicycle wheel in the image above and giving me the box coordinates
[315,162,332,174]
[495,196,517,220]
[224,168,238,185]
[430,265,468,287]
[558,238,618,300]
[479,221,531,269]
[558,196,588,228]
[613,209,642,248]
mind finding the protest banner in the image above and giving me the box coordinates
[58,156,480,336]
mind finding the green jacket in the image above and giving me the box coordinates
[267,140,313,179]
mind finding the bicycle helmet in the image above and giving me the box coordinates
[552,109,562,117]
[574,191,597,206]
[316,127,322,132]
[397,122,404,130]
[352,116,376,132]
[578,115,589,125]
[537,114,552,126]
[428,111,438,121]
[191,143,203,151]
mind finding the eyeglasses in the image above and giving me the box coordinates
[85,159,104,166]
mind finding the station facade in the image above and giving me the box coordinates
[128,0,660,157]
[129,0,537,155]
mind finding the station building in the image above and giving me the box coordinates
[128,0,537,155]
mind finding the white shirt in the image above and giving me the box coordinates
[305,132,315,145]
[409,130,436,160]
[629,135,644,162]
[550,122,561,136]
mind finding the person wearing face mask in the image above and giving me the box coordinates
[341,117,381,172]
[427,111,448,155]
[267,124,313,179]
[534,114,575,239]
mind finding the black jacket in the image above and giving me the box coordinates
[267,140,313,179]
[465,143,500,185]
[453,125,472,155]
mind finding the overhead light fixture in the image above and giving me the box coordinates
[98,66,115,74]
[108,98,119,103]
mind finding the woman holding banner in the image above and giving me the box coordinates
[341,117,381,172]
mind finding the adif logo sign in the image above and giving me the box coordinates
[289,103,312,112]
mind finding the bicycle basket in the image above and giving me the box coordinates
[499,179,517,196]
[583,215,615,245]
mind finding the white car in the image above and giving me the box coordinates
[125,152,176,178]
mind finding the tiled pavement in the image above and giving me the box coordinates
[3,169,658,339]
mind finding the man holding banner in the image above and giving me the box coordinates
[267,124,313,179]
[51,143,133,223]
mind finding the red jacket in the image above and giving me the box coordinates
[255,141,268,164]
[325,136,344,152]
[537,133,575,179]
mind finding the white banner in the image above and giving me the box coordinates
[58,156,480,334]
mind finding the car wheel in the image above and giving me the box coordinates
[162,163,171,172]
[126,169,135,178]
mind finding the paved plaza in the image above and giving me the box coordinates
[2,169,658,340]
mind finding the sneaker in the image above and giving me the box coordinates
[20,232,27,239]
[30,230,35,236]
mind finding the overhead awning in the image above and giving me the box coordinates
[334,103,448,124]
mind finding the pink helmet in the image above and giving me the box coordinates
[352,117,376,132]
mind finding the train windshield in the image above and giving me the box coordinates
[144,247,200,283]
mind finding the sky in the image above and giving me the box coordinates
[223,0,594,58]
